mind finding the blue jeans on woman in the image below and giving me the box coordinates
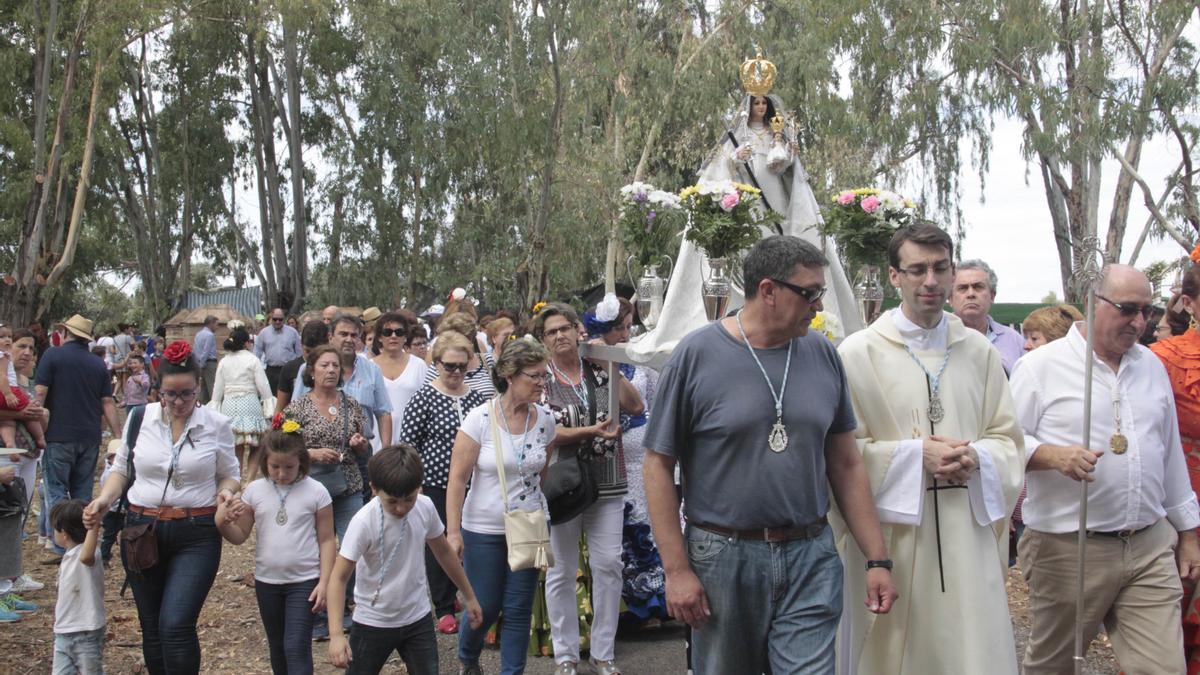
[123,510,222,675]
[458,529,539,675]
[256,577,318,674]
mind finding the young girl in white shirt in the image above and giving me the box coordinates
[217,424,336,675]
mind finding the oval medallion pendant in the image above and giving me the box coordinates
[769,421,788,453]
[275,507,288,526]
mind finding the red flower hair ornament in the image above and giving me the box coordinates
[162,340,192,366]
[1190,242,1200,266]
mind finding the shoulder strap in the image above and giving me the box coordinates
[338,392,350,455]
[489,399,510,513]
[125,404,147,450]
[581,365,599,425]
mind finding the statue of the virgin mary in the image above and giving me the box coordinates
[627,50,862,364]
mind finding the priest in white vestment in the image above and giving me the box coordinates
[833,223,1024,675]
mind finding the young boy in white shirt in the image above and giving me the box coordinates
[327,444,482,674]
[50,499,104,674]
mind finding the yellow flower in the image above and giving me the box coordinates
[679,185,701,200]
[810,313,826,331]
[532,301,547,314]
[733,182,761,194]
[281,420,301,434]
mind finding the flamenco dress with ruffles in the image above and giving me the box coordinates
[1151,329,1200,675]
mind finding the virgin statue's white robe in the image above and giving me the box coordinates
[832,310,1024,675]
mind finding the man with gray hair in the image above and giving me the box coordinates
[950,259,1025,373]
[643,235,896,674]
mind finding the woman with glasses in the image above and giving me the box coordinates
[533,301,643,675]
[370,312,428,445]
[398,331,486,635]
[207,328,273,483]
[425,312,496,399]
[447,338,554,675]
[83,340,240,674]
[1151,262,1200,671]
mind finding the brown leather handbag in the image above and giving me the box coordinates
[121,430,189,575]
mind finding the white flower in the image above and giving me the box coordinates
[228,319,245,330]
[877,190,906,211]
[696,179,729,197]
[647,190,681,209]
[450,287,466,301]
[595,292,620,322]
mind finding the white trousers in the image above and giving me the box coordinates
[545,496,624,664]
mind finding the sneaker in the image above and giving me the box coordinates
[11,575,44,593]
[0,605,19,623]
[436,614,459,634]
[554,663,578,675]
[1,594,37,614]
[311,621,330,642]
[458,662,483,675]
[590,659,622,675]
[43,537,54,550]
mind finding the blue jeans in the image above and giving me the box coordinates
[688,524,843,675]
[256,578,318,675]
[52,627,105,675]
[123,511,222,675]
[458,529,539,675]
[348,614,438,675]
[44,441,99,554]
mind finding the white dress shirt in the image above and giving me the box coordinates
[872,309,1009,527]
[1010,323,1200,533]
[114,403,240,508]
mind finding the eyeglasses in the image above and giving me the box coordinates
[769,278,827,304]
[1097,295,1154,320]
[379,328,406,338]
[271,317,284,322]
[519,370,551,383]
[542,325,575,338]
[410,340,428,348]
[895,262,954,280]
[440,361,469,373]
[160,389,197,402]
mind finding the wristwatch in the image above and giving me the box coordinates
[866,559,893,571]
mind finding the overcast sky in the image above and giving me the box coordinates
[952,118,1190,303]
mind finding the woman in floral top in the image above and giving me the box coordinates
[399,331,486,634]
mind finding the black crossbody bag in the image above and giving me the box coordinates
[543,367,600,524]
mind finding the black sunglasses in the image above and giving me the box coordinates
[1097,295,1154,320]
[379,328,406,337]
[769,278,827,304]
[440,361,469,373]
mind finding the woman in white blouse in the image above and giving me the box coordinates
[208,327,273,482]
[83,340,240,675]
[446,338,554,675]
[370,311,428,445]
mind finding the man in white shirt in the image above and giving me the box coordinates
[1011,263,1200,674]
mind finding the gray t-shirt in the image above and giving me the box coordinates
[642,321,856,529]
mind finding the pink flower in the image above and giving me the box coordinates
[860,195,881,213]
[837,191,855,205]
[720,192,741,211]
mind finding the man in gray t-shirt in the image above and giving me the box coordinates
[642,236,897,675]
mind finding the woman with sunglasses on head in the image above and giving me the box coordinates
[398,331,486,635]
[83,340,240,675]
[424,312,496,399]
[370,312,428,445]
[1151,259,1200,671]
[534,300,643,675]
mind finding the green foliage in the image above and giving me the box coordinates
[680,182,772,260]
[819,188,915,270]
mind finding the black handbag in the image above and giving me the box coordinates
[544,366,600,524]
[308,393,351,497]
[0,476,26,519]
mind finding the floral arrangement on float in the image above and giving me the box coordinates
[619,181,683,332]
[820,187,916,324]
[679,179,777,320]
[820,188,915,270]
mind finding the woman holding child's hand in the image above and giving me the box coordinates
[83,341,239,675]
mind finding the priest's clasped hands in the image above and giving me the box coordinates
[922,435,979,485]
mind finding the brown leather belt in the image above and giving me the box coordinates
[1087,524,1153,540]
[694,515,828,543]
[129,504,217,521]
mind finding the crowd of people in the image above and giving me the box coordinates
[2,224,1200,675]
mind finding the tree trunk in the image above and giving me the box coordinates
[282,12,307,313]
[523,0,565,312]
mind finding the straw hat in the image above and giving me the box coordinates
[60,314,94,341]
[362,307,382,323]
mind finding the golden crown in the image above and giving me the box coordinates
[740,48,776,97]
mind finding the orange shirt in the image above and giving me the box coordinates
[1152,330,1200,441]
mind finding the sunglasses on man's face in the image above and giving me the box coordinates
[1097,295,1154,320]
